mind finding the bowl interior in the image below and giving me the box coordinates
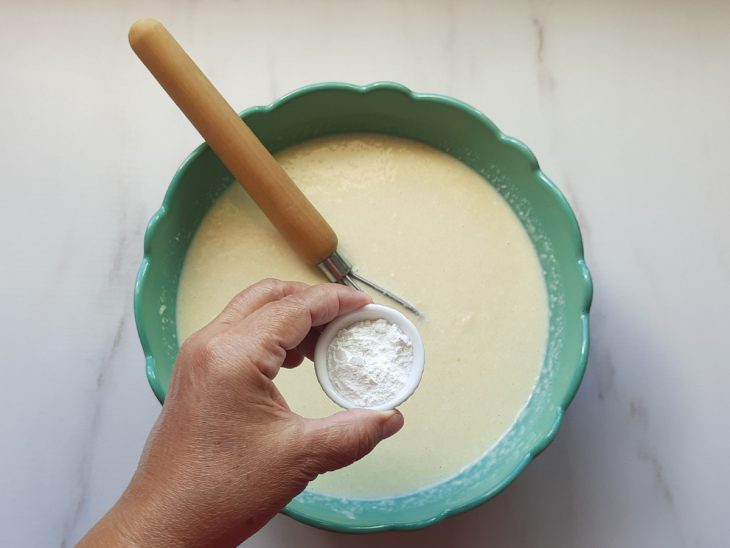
[134,82,591,532]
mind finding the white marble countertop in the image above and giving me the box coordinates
[2,1,729,546]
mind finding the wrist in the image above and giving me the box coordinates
[97,469,262,548]
[79,472,194,547]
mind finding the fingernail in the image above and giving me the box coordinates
[380,410,404,439]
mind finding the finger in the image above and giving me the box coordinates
[248,283,371,354]
[212,279,310,327]
[282,349,305,369]
[295,327,322,362]
[299,409,404,474]
[226,284,370,380]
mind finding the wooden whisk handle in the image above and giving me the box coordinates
[129,18,338,266]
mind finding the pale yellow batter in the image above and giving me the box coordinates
[177,134,548,498]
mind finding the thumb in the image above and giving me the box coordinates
[301,409,404,474]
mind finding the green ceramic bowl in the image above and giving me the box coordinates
[134,82,592,532]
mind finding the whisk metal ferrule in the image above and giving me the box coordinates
[317,251,352,283]
[317,251,422,317]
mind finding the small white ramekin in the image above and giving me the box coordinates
[313,304,425,411]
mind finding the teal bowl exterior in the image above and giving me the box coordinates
[134,82,592,532]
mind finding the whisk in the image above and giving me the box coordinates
[129,19,421,316]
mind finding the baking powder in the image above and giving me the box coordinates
[326,318,414,407]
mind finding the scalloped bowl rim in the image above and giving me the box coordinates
[133,81,593,532]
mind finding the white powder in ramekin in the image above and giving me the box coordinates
[326,318,414,407]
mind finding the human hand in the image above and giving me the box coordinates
[79,280,404,547]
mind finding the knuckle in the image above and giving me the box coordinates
[182,332,230,370]
[254,278,286,299]
[278,294,310,319]
[227,278,285,311]
[258,295,310,341]
[177,332,205,362]
[198,334,226,362]
[227,290,249,310]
